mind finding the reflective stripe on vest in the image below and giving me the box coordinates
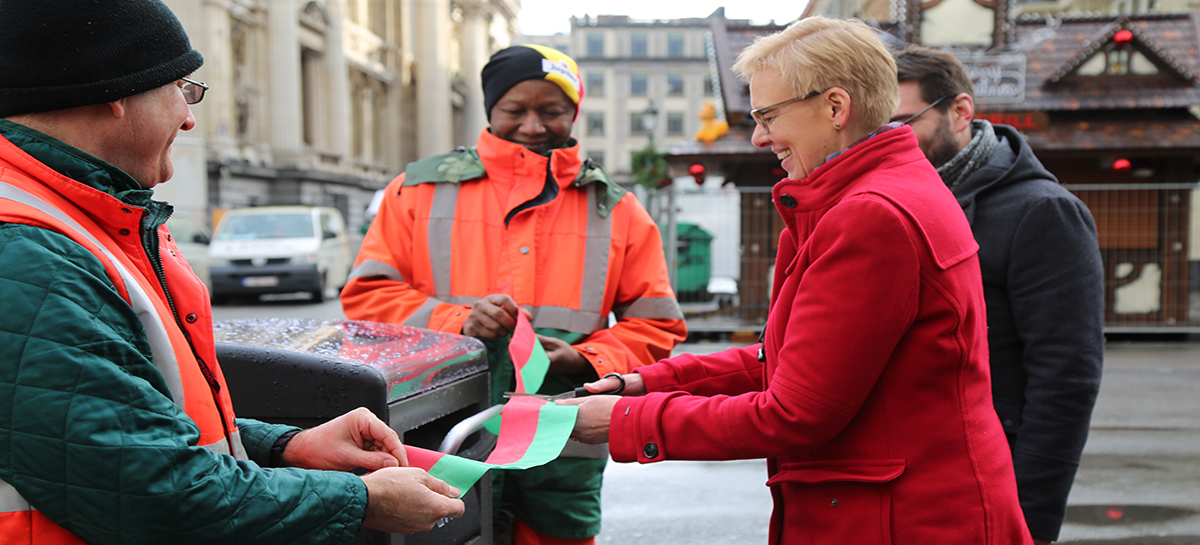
[0,180,245,541]
[415,182,613,334]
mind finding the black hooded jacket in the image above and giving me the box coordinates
[950,123,1105,541]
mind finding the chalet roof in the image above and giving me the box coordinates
[709,19,788,125]
[1044,17,1197,84]
[1020,116,1200,151]
[986,12,1200,112]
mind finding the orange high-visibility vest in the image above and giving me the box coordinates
[342,130,687,378]
[0,167,245,544]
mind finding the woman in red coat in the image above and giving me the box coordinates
[563,17,1033,545]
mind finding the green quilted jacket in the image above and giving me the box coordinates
[0,119,367,545]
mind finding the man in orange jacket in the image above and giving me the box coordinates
[341,44,687,545]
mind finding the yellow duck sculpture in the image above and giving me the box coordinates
[694,100,729,143]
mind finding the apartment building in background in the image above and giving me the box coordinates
[161,0,519,233]
[523,9,766,184]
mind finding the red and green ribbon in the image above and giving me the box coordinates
[402,313,577,496]
[509,313,549,396]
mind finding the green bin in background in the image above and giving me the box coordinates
[673,222,713,295]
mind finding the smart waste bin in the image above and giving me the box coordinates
[212,318,494,545]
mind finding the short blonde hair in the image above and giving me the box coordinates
[733,17,899,130]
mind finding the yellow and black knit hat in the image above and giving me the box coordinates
[0,0,203,118]
[481,44,584,121]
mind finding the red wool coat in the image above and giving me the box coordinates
[610,126,1032,545]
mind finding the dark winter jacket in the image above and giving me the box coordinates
[951,123,1104,541]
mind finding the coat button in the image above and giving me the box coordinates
[186,313,198,323]
[119,228,131,236]
[643,442,659,459]
[831,498,838,506]
[520,246,530,254]
[779,194,797,208]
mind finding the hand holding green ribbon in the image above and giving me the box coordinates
[401,313,578,495]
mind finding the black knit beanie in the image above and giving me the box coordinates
[0,0,203,118]
[482,44,583,121]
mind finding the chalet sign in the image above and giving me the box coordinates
[973,111,1049,131]
[961,54,1026,104]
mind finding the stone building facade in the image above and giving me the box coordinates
[161,0,519,234]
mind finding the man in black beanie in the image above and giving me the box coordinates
[342,44,686,545]
[0,2,463,543]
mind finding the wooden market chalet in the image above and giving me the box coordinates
[669,10,1200,331]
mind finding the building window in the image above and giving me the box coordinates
[667,73,684,96]
[630,73,648,96]
[703,75,715,96]
[586,112,605,136]
[630,112,648,135]
[668,34,685,57]
[586,72,605,97]
[630,33,648,57]
[587,34,604,57]
[589,150,606,167]
[667,112,685,135]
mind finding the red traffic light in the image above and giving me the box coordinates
[1112,158,1132,172]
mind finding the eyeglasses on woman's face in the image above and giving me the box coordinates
[750,88,830,134]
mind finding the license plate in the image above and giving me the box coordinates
[242,276,279,287]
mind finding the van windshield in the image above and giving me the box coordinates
[215,213,314,241]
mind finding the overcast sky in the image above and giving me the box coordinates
[517,0,808,36]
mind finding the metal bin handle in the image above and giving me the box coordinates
[438,403,504,455]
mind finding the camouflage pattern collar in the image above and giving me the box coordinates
[573,158,625,218]
[402,146,625,218]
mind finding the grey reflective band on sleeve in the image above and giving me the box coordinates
[404,297,443,328]
[445,295,481,306]
[348,259,406,283]
[428,183,459,299]
[613,296,684,321]
[531,305,607,335]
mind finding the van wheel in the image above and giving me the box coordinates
[311,272,327,303]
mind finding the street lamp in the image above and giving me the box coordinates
[642,100,659,147]
[641,100,675,288]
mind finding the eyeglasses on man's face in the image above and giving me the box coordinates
[899,93,954,126]
[751,88,830,134]
[180,77,208,105]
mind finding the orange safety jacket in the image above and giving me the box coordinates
[0,145,245,544]
[342,129,687,379]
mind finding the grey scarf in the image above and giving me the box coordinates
[937,119,998,189]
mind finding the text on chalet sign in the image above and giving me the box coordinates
[961,54,1026,104]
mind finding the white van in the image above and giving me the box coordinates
[208,206,352,303]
